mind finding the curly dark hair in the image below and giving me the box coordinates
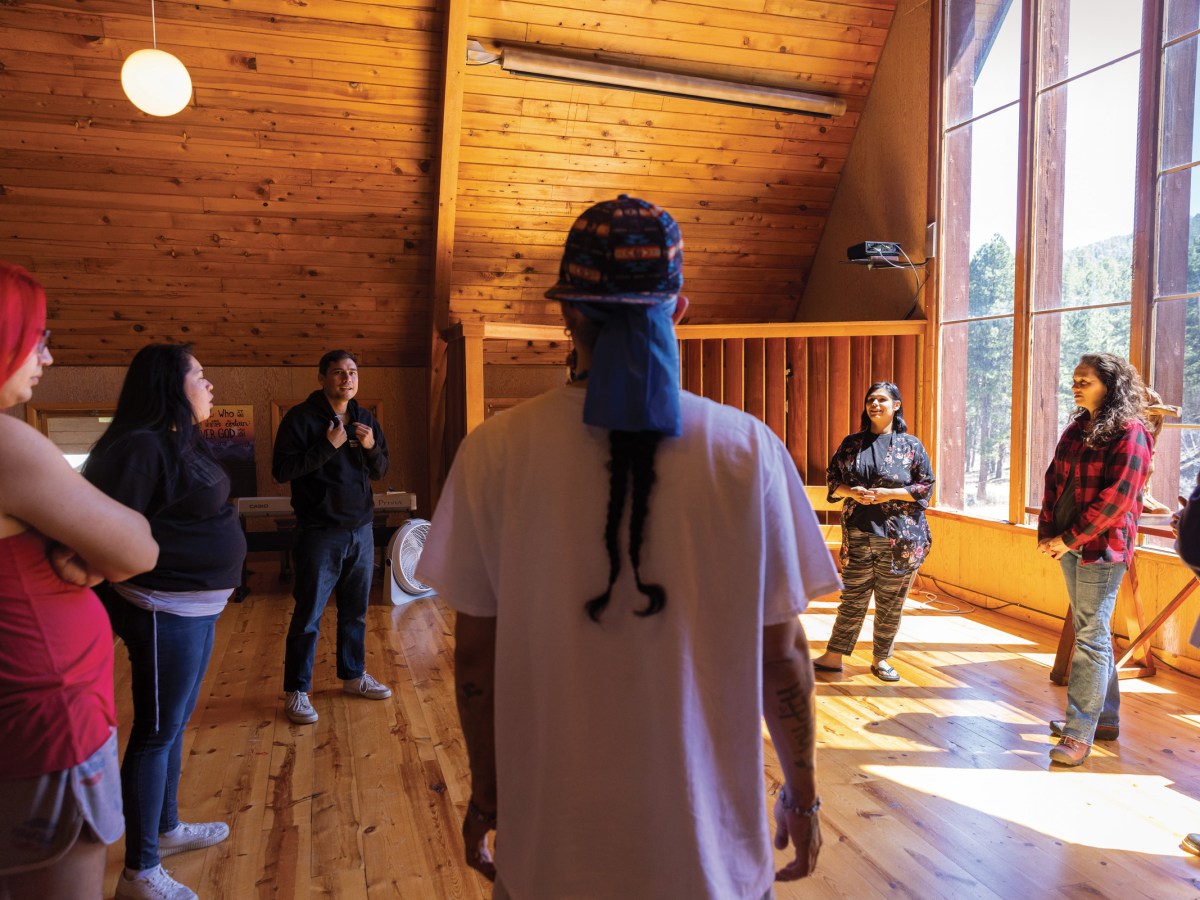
[1074,353,1148,447]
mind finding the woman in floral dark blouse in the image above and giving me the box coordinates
[812,382,935,682]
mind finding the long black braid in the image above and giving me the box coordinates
[584,430,668,622]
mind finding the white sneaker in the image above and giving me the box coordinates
[159,820,230,857]
[285,690,319,724]
[342,673,392,699]
[115,865,198,900]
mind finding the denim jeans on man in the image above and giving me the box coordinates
[283,522,373,692]
[108,601,218,870]
[1059,549,1124,743]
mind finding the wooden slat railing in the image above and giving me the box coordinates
[434,320,926,505]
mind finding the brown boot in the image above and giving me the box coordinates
[1050,719,1119,742]
[1049,735,1091,766]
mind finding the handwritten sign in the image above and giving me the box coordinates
[201,405,254,444]
[201,405,256,496]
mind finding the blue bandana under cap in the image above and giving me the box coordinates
[546,195,685,436]
[576,298,681,437]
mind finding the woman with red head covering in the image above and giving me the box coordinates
[0,263,158,899]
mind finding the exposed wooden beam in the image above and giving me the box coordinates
[428,0,470,511]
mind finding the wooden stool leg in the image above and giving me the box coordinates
[1050,615,1074,686]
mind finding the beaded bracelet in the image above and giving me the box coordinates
[778,786,821,817]
[466,799,498,829]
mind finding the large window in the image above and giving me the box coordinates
[939,1,1021,518]
[936,0,1194,529]
[1026,0,1142,513]
[1150,0,1200,513]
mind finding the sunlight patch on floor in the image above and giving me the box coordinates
[804,608,1038,648]
[898,615,1038,646]
[1117,677,1175,695]
[867,766,1200,854]
[1171,713,1200,731]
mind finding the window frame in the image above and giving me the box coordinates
[932,0,1166,526]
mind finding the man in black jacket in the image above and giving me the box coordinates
[273,350,391,725]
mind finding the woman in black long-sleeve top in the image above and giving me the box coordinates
[84,344,246,900]
[812,382,935,683]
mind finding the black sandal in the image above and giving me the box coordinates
[812,661,843,672]
[870,661,900,682]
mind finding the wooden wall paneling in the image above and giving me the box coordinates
[685,340,704,396]
[850,334,872,415]
[0,1,902,367]
[744,338,766,422]
[786,337,809,481]
[446,0,897,330]
[702,338,724,403]
[871,334,894,385]
[764,337,787,442]
[895,334,919,435]
[828,336,852,460]
[722,338,745,411]
[807,337,830,485]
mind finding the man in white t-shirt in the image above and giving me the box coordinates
[418,195,841,900]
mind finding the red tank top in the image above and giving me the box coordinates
[0,530,115,778]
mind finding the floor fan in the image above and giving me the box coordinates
[384,518,437,605]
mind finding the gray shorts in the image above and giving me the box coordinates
[0,728,123,876]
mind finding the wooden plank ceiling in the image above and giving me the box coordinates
[0,0,896,366]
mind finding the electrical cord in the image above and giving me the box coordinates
[890,246,928,320]
[849,247,929,319]
[903,574,975,614]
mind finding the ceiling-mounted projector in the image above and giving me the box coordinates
[847,241,903,264]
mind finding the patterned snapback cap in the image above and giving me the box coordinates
[544,195,683,305]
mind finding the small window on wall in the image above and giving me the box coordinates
[25,404,114,470]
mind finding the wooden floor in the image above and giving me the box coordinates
[103,564,1200,899]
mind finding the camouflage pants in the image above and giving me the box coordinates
[825,528,916,660]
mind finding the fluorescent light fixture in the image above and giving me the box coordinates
[470,41,846,118]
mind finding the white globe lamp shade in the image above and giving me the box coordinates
[121,48,192,117]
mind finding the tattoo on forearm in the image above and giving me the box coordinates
[774,679,816,767]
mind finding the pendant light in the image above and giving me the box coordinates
[121,0,192,117]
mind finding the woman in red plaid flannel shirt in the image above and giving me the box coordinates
[1038,352,1152,767]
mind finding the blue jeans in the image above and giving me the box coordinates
[1059,550,1124,743]
[283,523,373,692]
[106,601,218,869]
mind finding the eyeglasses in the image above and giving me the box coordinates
[35,329,51,356]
